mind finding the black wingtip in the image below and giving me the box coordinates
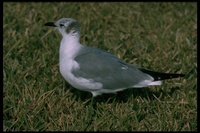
[160,73,185,80]
[139,68,185,81]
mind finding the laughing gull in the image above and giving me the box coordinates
[45,18,185,97]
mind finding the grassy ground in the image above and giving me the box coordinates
[3,2,197,131]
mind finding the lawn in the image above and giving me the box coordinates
[3,2,197,131]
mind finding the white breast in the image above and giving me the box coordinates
[59,38,102,92]
[59,58,102,91]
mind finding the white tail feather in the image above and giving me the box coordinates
[148,81,162,86]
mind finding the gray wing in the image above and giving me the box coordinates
[72,46,152,90]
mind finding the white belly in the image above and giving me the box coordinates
[59,59,103,92]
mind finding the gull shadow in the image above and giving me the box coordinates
[67,84,182,131]
[67,82,182,104]
[66,84,182,131]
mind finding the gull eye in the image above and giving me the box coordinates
[60,24,64,27]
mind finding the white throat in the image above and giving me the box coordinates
[59,33,82,78]
[59,34,91,91]
[59,34,81,59]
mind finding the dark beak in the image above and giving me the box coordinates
[44,22,56,27]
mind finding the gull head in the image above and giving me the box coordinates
[45,18,80,37]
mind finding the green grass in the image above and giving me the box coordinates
[3,2,197,131]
